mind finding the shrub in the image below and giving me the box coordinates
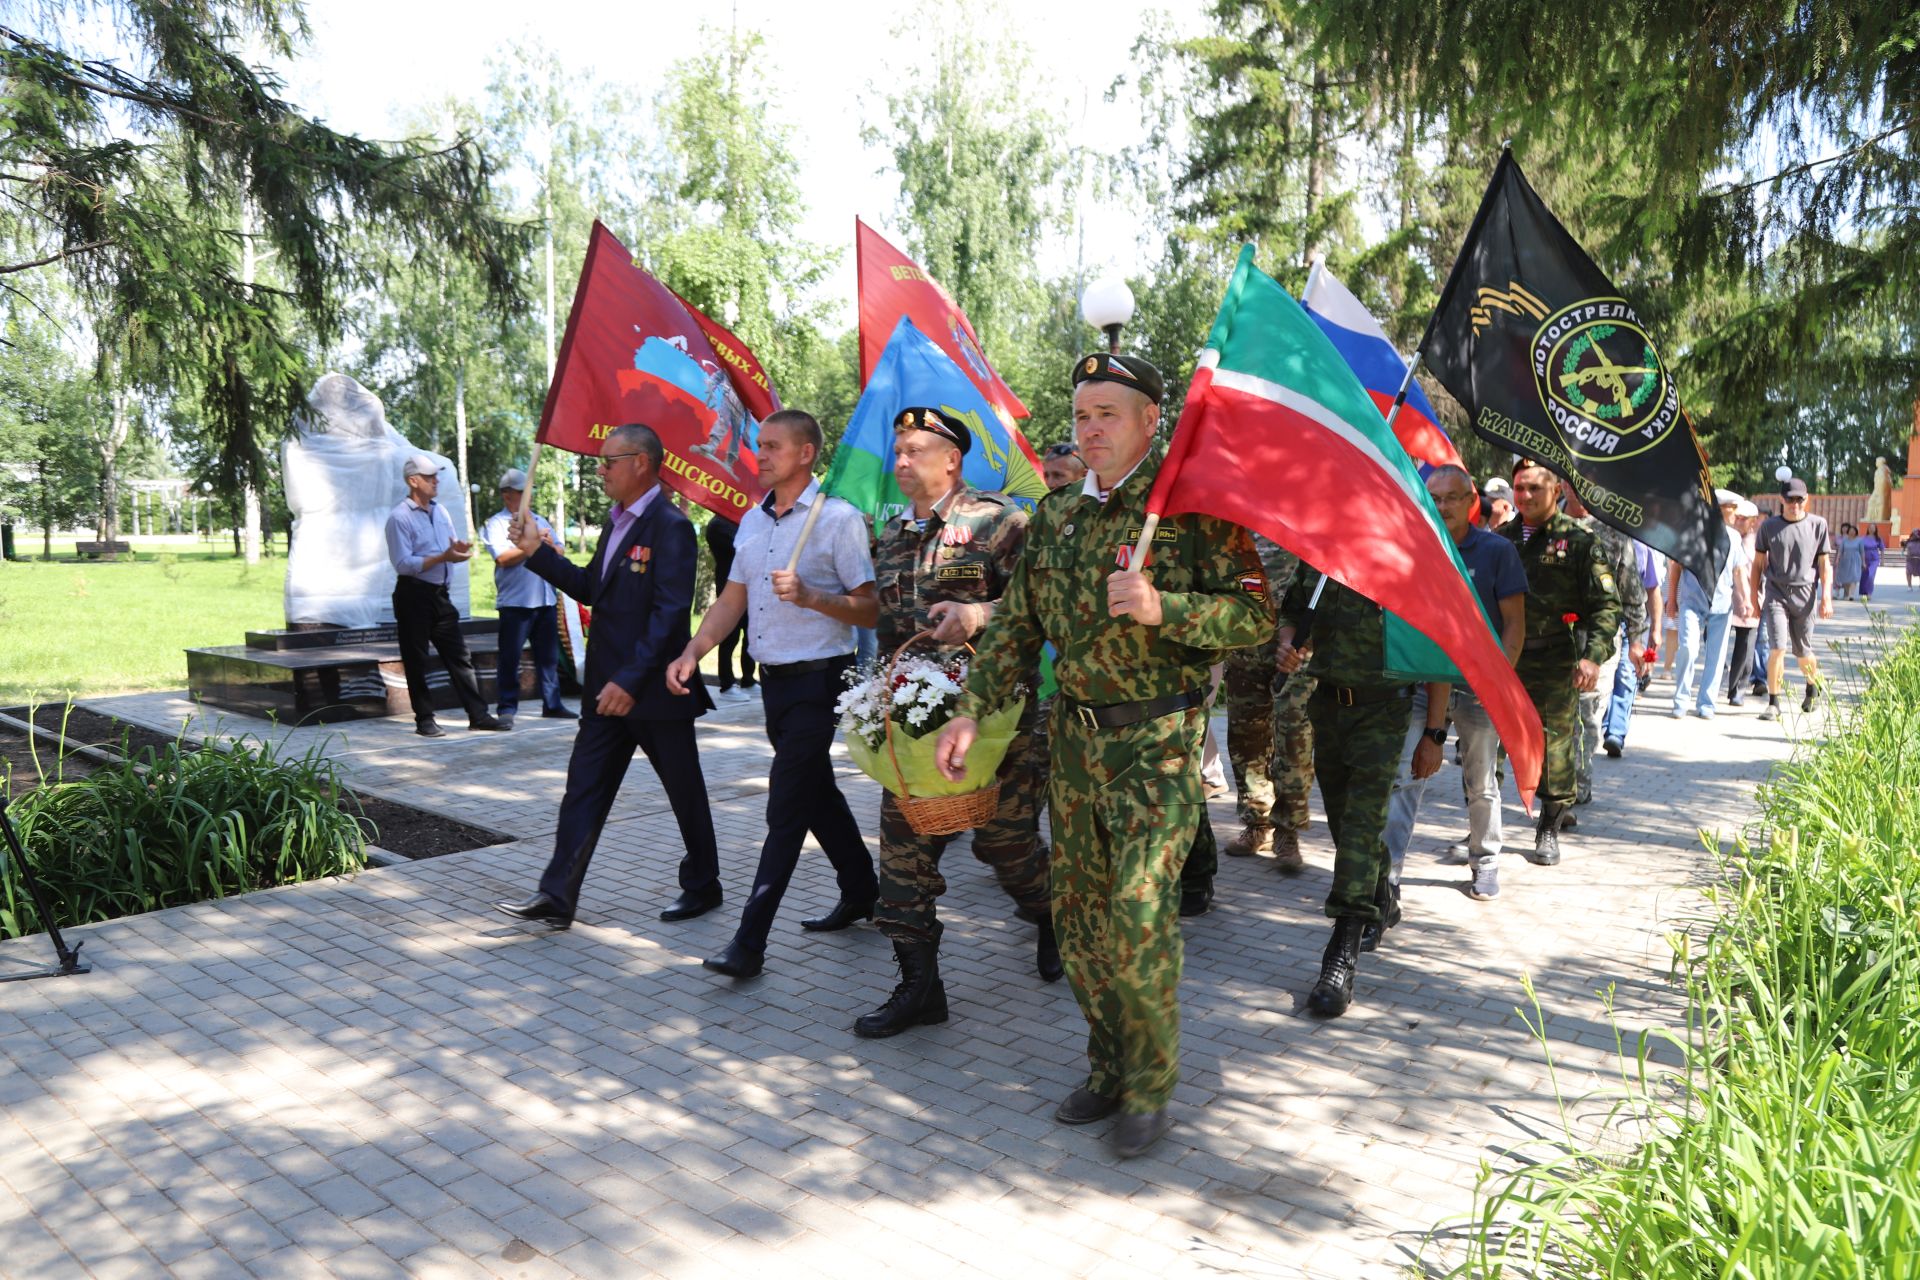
[1,730,366,939]
[1453,619,1920,1278]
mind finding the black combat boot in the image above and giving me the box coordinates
[1359,878,1402,953]
[1035,915,1063,983]
[853,939,947,1039]
[1529,803,1566,866]
[1307,917,1366,1017]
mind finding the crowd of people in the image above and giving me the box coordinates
[376,346,1870,1162]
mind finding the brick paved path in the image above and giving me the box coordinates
[2,581,1911,1279]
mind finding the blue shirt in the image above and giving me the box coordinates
[1678,525,1750,615]
[481,507,561,609]
[384,496,458,586]
[1455,523,1528,632]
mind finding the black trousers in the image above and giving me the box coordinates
[538,713,720,912]
[709,543,754,689]
[730,655,876,952]
[1725,624,1759,699]
[392,577,488,724]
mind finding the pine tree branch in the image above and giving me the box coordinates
[0,240,111,275]
[1716,120,1916,196]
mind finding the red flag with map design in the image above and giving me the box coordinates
[538,220,766,520]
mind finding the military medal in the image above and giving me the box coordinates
[628,545,651,574]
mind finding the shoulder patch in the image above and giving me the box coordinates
[1598,570,1616,595]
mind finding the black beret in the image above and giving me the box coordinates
[894,406,970,456]
[1072,351,1164,405]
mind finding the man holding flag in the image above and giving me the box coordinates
[935,351,1273,1160]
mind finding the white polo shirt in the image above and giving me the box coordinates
[729,478,875,665]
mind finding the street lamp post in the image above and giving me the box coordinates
[1080,275,1135,355]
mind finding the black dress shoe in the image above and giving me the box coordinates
[468,715,507,731]
[1054,1087,1120,1125]
[1112,1109,1172,1158]
[659,889,722,922]
[495,893,573,928]
[702,940,764,979]
[415,720,445,738]
[801,898,875,932]
[542,706,579,720]
[1178,881,1213,918]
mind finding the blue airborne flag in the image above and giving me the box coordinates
[825,317,1050,534]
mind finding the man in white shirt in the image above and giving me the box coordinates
[382,454,502,737]
[480,468,576,728]
[667,409,880,979]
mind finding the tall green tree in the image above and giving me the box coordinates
[1,2,531,517]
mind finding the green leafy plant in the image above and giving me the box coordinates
[1446,614,1920,1277]
[1,725,366,939]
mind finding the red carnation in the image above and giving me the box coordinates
[1561,612,1581,625]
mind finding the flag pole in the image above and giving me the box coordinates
[511,440,543,539]
[783,476,828,573]
[1380,351,1424,437]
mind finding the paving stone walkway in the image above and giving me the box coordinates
[2,581,1913,1279]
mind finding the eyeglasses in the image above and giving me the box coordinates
[1784,495,1808,504]
[1044,443,1080,459]
[596,452,642,471]
[1430,491,1476,505]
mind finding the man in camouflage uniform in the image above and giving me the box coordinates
[1566,487,1654,804]
[936,351,1273,1159]
[1503,461,1622,865]
[1222,533,1311,872]
[1277,572,1447,1016]
[854,408,1059,1041]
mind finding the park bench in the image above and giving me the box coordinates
[75,540,131,559]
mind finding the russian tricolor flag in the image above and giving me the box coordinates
[1300,265,1463,478]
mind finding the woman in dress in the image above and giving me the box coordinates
[1860,525,1886,603]
[1834,523,1863,601]
[1906,531,1920,589]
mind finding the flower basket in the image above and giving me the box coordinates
[838,631,1025,836]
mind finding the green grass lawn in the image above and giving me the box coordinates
[0,540,733,704]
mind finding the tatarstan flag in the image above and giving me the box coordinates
[1146,245,1543,806]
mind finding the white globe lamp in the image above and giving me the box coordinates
[1081,275,1135,354]
[1775,465,1793,483]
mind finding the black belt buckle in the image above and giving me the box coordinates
[1335,686,1356,707]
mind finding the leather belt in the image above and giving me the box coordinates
[1061,688,1207,731]
[1311,682,1414,707]
[759,654,851,679]
[1523,634,1574,652]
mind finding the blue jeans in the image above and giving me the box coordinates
[496,604,564,715]
[854,625,878,670]
[1604,644,1639,742]
[1672,605,1733,714]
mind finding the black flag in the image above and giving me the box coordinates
[1422,151,1725,592]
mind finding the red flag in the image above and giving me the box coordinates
[856,218,1029,421]
[539,221,766,520]
[669,288,782,424]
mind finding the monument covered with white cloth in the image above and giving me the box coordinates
[284,372,470,628]
[186,372,505,724]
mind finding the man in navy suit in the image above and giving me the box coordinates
[494,423,723,928]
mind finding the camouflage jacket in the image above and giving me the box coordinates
[872,484,1026,659]
[1501,511,1622,667]
[1576,515,1649,650]
[958,443,1275,717]
[1252,532,1303,600]
[1276,571,1404,692]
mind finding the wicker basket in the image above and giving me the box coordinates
[884,630,1002,836]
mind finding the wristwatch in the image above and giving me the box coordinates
[1423,725,1448,746]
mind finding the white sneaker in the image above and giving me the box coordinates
[1669,705,1686,718]
[1696,705,1716,719]
[1469,863,1500,900]
[1439,840,1471,865]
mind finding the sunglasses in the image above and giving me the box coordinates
[1044,443,1080,459]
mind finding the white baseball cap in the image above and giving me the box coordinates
[498,468,529,491]
[402,454,440,478]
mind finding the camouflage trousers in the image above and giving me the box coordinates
[1516,646,1581,809]
[1222,640,1315,831]
[1305,689,1405,921]
[1048,703,1205,1113]
[1575,638,1623,802]
[876,697,1051,946]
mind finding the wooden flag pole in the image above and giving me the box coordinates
[783,478,827,573]
[511,440,544,540]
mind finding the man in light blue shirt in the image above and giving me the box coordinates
[1667,490,1752,718]
[482,468,576,729]
[383,453,502,737]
